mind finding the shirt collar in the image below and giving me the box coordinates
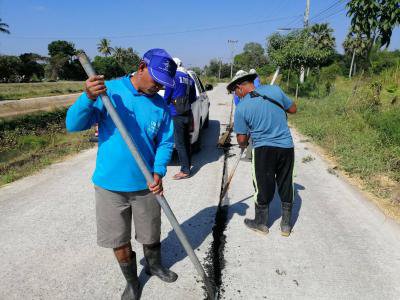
[123,74,158,99]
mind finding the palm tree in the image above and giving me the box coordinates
[0,18,10,34]
[97,38,114,56]
[113,47,124,63]
[310,23,335,50]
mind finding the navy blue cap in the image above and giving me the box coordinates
[142,48,177,88]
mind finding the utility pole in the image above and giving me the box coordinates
[300,0,310,83]
[218,57,222,80]
[304,0,310,27]
[349,49,356,79]
[228,39,238,78]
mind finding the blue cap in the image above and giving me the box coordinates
[142,48,177,88]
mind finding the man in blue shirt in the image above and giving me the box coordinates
[66,49,177,300]
[233,69,260,106]
[164,58,196,179]
[233,69,261,160]
[227,70,297,238]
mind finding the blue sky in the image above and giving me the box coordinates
[0,0,399,67]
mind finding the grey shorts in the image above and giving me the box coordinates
[94,185,161,248]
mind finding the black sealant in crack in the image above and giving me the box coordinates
[203,133,232,299]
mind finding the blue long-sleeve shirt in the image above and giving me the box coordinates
[164,70,196,116]
[66,75,174,192]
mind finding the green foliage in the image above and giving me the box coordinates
[204,59,232,78]
[18,53,45,81]
[60,59,87,81]
[320,63,342,82]
[267,25,335,69]
[234,42,268,70]
[290,69,400,194]
[46,40,78,81]
[92,56,125,79]
[48,40,76,58]
[0,81,84,100]
[347,0,400,48]
[370,49,400,74]
[0,56,21,82]
[256,64,276,77]
[0,109,67,133]
[0,18,10,34]
[343,31,370,57]
[97,38,114,57]
[113,47,140,73]
[45,53,69,81]
[190,67,202,76]
[365,109,400,145]
[0,109,93,185]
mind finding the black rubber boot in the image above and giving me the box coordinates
[119,252,140,300]
[244,205,269,235]
[143,243,178,283]
[280,202,293,237]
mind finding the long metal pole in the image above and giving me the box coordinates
[220,148,245,200]
[78,53,215,300]
[270,67,280,85]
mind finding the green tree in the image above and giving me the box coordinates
[347,0,400,49]
[45,54,69,81]
[234,42,268,70]
[343,31,369,57]
[204,59,232,78]
[190,67,203,76]
[97,38,114,57]
[0,56,21,82]
[309,23,336,51]
[112,47,140,73]
[92,56,124,79]
[0,18,10,34]
[48,40,76,59]
[267,28,334,70]
[18,53,45,81]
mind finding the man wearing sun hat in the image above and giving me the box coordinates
[227,70,297,238]
[66,48,178,300]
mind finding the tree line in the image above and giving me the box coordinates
[202,0,399,82]
[0,38,140,83]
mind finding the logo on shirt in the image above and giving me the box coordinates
[147,120,161,138]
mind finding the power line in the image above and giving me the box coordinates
[312,7,347,24]
[5,15,302,41]
[282,0,346,29]
[309,0,345,22]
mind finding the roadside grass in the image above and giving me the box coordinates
[0,109,94,186]
[200,76,230,86]
[289,68,400,219]
[0,81,84,100]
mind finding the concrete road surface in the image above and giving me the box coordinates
[221,126,400,299]
[0,84,229,300]
[1,83,400,300]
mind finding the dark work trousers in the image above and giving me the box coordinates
[173,113,192,174]
[252,146,295,208]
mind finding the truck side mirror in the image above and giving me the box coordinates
[205,84,213,91]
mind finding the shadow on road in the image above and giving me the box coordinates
[268,182,304,229]
[138,199,249,289]
[169,119,224,177]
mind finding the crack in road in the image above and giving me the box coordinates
[204,128,232,300]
